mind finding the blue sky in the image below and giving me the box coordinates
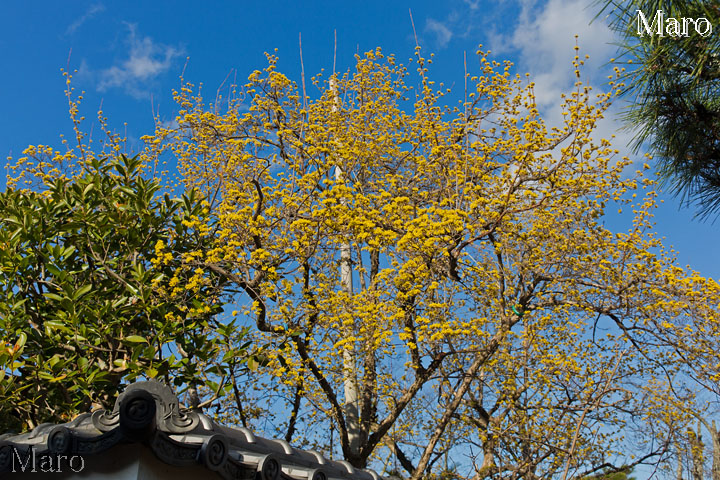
[1,0,717,280]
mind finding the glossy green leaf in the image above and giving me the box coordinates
[124,335,148,343]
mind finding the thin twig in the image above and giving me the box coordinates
[216,68,234,114]
[299,33,307,110]
[409,9,419,49]
[464,50,468,131]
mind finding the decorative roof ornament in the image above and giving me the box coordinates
[0,381,382,480]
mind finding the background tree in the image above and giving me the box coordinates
[595,0,720,218]
[592,0,720,461]
[0,154,253,432]
[136,47,720,478]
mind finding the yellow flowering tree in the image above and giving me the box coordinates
[135,46,720,478]
[10,45,719,479]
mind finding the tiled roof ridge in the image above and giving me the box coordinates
[0,380,383,480]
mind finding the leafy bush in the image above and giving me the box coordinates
[0,155,248,431]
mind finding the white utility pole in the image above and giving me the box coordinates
[330,77,361,456]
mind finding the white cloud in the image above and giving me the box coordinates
[425,18,454,49]
[413,1,508,53]
[66,3,105,35]
[503,0,615,107]
[97,24,183,99]
[490,0,638,165]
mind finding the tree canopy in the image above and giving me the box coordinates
[0,154,252,432]
[4,46,720,479]
[596,0,720,218]
[135,47,720,478]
